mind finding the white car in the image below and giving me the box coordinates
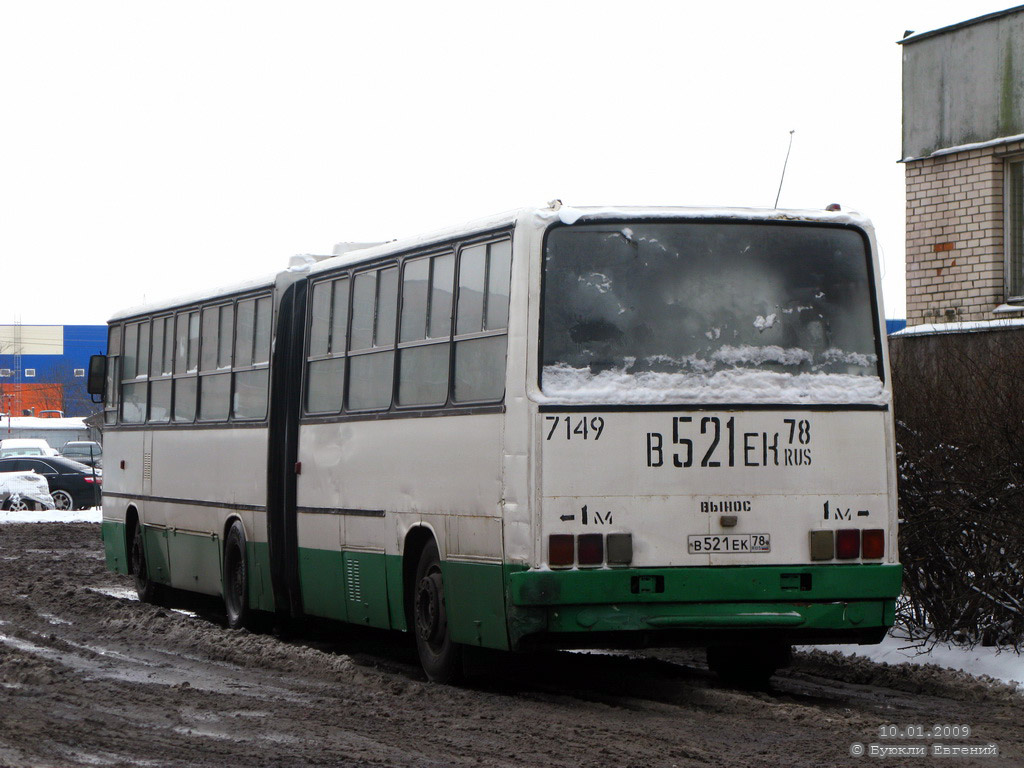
[0,438,59,458]
[0,471,56,511]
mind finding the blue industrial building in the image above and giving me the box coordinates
[0,325,107,418]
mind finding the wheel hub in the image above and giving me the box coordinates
[415,572,443,644]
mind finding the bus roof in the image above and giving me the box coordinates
[109,205,872,322]
[307,204,873,276]
[110,271,280,322]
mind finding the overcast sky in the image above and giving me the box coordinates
[1,1,1014,327]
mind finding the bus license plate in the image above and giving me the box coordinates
[688,534,771,554]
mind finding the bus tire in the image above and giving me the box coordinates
[413,540,462,684]
[223,521,252,630]
[130,522,162,605]
[706,643,791,688]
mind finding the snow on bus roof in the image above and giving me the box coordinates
[307,204,873,276]
[108,205,872,321]
[110,271,280,322]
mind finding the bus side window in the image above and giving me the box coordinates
[121,320,149,424]
[173,311,199,422]
[398,253,453,407]
[104,324,122,425]
[148,316,172,423]
[199,304,233,421]
[233,295,272,420]
[305,279,349,415]
[453,239,510,403]
[348,268,397,411]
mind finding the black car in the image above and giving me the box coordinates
[0,456,101,510]
[60,441,103,469]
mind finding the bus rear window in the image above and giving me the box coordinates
[541,221,885,405]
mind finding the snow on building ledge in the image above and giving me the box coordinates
[892,317,1024,337]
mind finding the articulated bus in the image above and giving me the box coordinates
[90,204,902,683]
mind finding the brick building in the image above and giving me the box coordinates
[901,7,1024,327]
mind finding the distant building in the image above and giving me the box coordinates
[901,7,1024,328]
[0,325,107,418]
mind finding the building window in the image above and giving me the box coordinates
[24,369,35,378]
[1006,158,1024,301]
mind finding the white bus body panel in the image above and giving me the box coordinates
[297,415,504,562]
[537,410,896,567]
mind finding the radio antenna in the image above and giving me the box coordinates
[774,130,796,208]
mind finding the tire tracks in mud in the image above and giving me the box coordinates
[0,523,1021,767]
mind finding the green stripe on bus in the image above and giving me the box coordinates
[295,548,391,630]
[507,564,903,606]
[542,599,894,634]
[293,549,511,650]
[247,541,275,612]
[442,560,510,650]
[101,520,129,575]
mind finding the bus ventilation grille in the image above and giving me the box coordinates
[345,558,362,602]
[143,453,153,482]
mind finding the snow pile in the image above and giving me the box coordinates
[805,630,1023,691]
[0,507,101,524]
[539,364,890,405]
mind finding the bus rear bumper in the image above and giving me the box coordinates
[506,564,901,650]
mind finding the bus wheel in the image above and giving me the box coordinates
[413,540,462,683]
[706,644,791,688]
[130,523,162,604]
[223,521,251,630]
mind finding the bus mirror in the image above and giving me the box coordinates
[87,355,107,398]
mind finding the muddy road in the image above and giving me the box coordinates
[0,523,1021,768]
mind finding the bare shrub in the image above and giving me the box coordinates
[890,329,1024,648]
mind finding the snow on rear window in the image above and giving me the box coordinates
[540,222,886,405]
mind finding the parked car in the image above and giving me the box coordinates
[60,441,103,468]
[0,446,45,457]
[0,438,59,457]
[0,471,56,511]
[0,456,101,510]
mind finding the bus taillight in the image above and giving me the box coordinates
[549,535,574,567]
[606,533,633,566]
[577,534,604,566]
[862,529,885,559]
[835,529,860,559]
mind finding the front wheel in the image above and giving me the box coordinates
[413,540,462,683]
[223,521,252,630]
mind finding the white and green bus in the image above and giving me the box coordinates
[90,204,902,683]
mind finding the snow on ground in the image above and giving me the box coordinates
[806,629,1023,691]
[3,509,1020,690]
[0,506,102,524]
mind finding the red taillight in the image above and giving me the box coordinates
[862,529,885,559]
[549,534,574,567]
[835,529,860,559]
[577,534,604,566]
[83,476,101,484]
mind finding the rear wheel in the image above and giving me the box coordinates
[413,540,462,683]
[223,521,252,630]
[52,490,73,511]
[707,644,791,687]
[130,522,162,604]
